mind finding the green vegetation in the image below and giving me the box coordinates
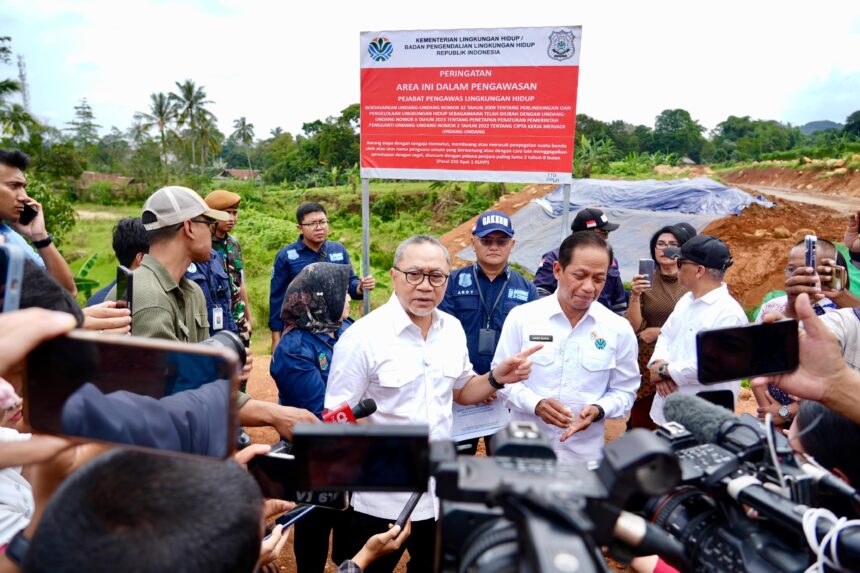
[64,181,520,355]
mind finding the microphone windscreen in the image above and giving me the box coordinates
[353,398,377,419]
[663,393,736,445]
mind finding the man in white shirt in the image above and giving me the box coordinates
[494,231,640,463]
[324,234,539,573]
[648,235,748,425]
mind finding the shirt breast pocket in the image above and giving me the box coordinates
[528,343,556,366]
[581,349,616,387]
[376,365,420,411]
[453,295,479,313]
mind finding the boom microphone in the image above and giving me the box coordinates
[323,398,377,424]
[663,394,763,458]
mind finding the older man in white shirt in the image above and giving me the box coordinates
[648,235,748,425]
[495,231,640,463]
[324,234,539,573]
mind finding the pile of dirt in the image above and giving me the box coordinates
[721,164,860,197]
[704,198,844,309]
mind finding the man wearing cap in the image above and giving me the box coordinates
[438,210,538,454]
[533,207,626,313]
[106,186,230,342]
[205,190,252,345]
[108,186,319,443]
[647,235,748,425]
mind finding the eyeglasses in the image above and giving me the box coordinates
[189,218,215,226]
[299,219,329,229]
[393,267,449,287]
[676,259,699,269]
[477,237,512,248]
[656,241,680,248]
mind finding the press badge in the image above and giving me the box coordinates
[212,307,224,330]
[478,328,498,355]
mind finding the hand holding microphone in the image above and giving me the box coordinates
[323,398,377,424]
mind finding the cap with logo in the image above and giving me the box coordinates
[204,189,241,210]
[473,210,514,238]
[662,235,733,270]
[571,208,620,232]
[141,186,230,231]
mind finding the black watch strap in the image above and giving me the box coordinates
[487,368,505,390]
[32,234,53,249]
[590,403,605,422]
[6,528,30,565]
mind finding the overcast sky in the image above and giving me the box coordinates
[2,0,859,139]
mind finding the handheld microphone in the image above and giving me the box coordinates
[323,398,377,424]
[663,394,763,459]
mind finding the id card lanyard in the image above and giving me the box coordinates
[473,265,509,329]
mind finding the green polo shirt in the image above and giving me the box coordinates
[108,254,210,343]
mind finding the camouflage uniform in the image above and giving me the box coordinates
[212,234,251,345]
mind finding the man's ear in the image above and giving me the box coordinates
[552,260,561,281]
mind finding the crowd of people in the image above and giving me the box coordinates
[1,143,860,573]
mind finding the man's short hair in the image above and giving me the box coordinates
[557,231,611,270]
[296,202,326,224]
[24,450,263,573]
[20,260,84,326]
[393,234,451,268]
[797,401,860,486]
[113,217,150,268]
[0,149,29,171]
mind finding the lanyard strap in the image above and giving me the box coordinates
[473,265,509,329]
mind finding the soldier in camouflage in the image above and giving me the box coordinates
[205,190,252,348]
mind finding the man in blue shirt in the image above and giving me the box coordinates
[438,210,538,454]
[269,202,375,352]
[0,149,76,294]
[185,250,237,336]
[533,207,627,313]
[87,218,150,307]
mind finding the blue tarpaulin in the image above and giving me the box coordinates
[457,177,772,281]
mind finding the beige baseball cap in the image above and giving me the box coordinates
[141,186,230,231]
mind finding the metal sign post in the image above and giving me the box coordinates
[560,182,572,242]
[361,178,371,316]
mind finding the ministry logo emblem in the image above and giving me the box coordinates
[368,37,393,62]
[547,30,575,61]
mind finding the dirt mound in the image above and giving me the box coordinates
[704,198,844,309]
[438,184,557,267]
[721,165,860,197]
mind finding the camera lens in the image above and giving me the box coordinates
[199,330,246,368]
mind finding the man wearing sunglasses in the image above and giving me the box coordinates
[647,235,748,426]
[438,210,538,454]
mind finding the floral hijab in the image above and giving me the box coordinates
[280,262,350,335]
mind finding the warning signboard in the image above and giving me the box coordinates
[360,27,581,184]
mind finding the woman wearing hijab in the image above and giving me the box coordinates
[625,224,696,430]
[269,262,352,573]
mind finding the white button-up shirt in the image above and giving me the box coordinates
[493,295,639,463]
[648,283,749,425]
[325,294,473,521]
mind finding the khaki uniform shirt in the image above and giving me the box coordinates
[108,254,210,343]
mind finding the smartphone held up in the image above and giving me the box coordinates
[696,320,799,385]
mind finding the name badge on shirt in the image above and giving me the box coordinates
[212,307,224,331]
[529,334,553,342]
[329,252,344,262]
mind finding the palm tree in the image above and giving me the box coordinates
[135,92,174,180]
[269,126,283,139]
[232,117,255,171]
[169,80,212,171]
[0,103,37,142]
[196,112,222,169]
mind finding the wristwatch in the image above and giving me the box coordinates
[32,234,53,249]
[657,363,671,381]
[589,403,605,422]
[777,404,792,421]
[487,368,505,390]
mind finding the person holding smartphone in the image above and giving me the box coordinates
[625,224,696,430]
[0,149,76,295]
